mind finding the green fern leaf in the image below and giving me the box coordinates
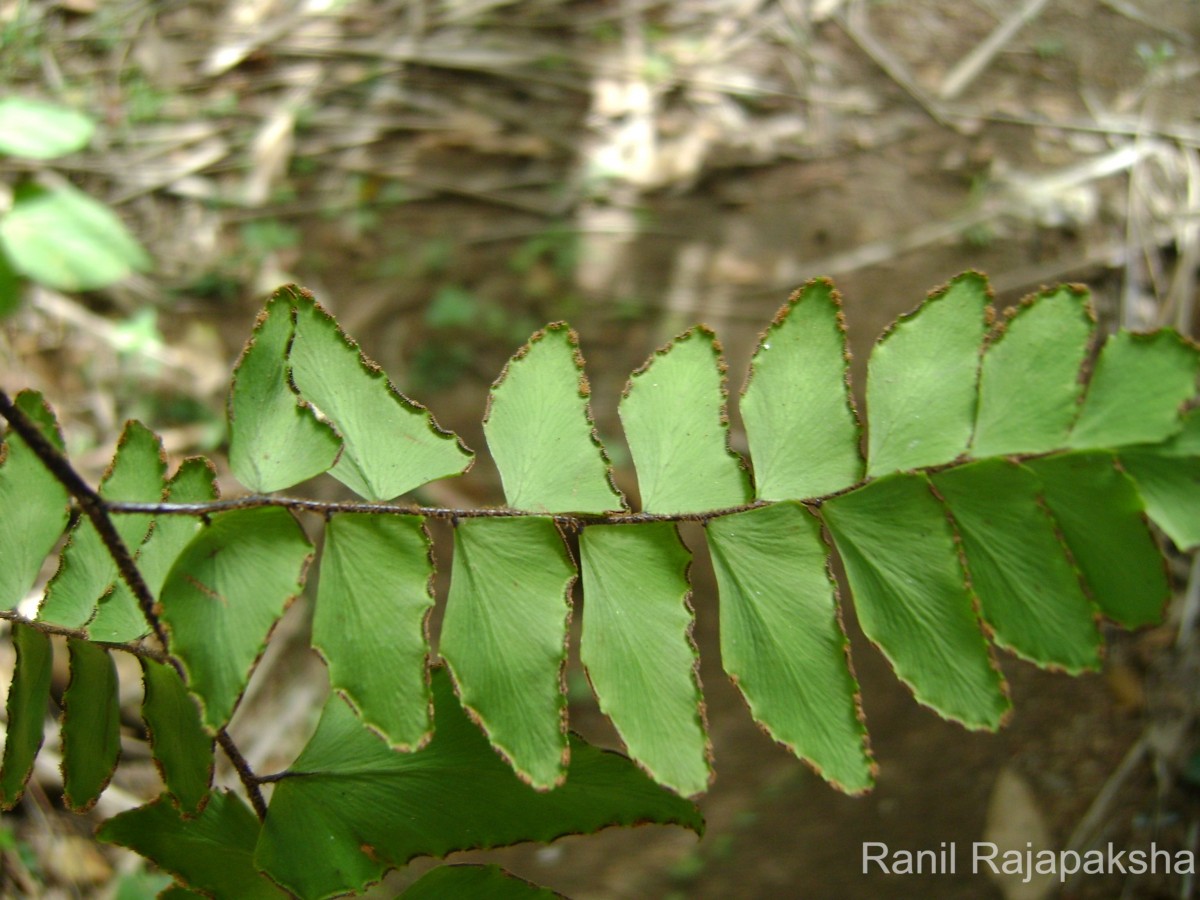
[484,324,625,513]
[228,288,341,493]
[579,522,710,796]
[0,624,53,808]
[930,458,1100,672]
[140,658,214,816]
[866,272,989,474]
[707,502,872,793]
[38,421,164,628]
[61,639,121,811]
[1120,409,1200,549]
[1026,451,1168,627]
[740,279,862,499]
[88,457,217,643]
[255,667,703,899]
[1069,330,1199,449]
[159,506,312,731]
[283,285,472,501]
[0,390,69,609]
[619,327,750,513]
[440,517,574,790]
[98,791,287,899]
[823,473,1010,729]
[312,513,435,750]
[970,285,1094,456]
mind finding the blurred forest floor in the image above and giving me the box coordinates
[1,0,1199,897]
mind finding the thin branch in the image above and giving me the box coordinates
[101,449,1069,526]
[104,494,781,525]
[249,770,291,785]
[937,0,1052,101]
[834,3,949,127]
[216,730,268,819]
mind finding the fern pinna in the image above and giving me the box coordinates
[0,273,1196,898]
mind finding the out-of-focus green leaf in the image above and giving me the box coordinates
[0,97,95,159]
[284,286,472,501]
[971,285,1094,457]
[0,390,69,609]
[425,285,478,328]
[141,659,214,816]
[159,507,312,731]
[619,328,750,514]
[313,513,434,750]
[98,791,287,899]
[1069,330,1199,449]
[61,639,120,812]
[88,458,217,643]
[400,865,565,899]
[579,522,710,796]
[931,458,1100,672]
[256,668,703,900]
[867,272,989,475]
[823,474,1010,729]
[0,624,53,808]
[0,245,21,316]
[740,278,862,499]
[228,290,341,493]
[484,324,624,513]
[440,517,574,789]
[39,420,164,628]
[707,502,872,793]
[1027,451,1168,628]
[0,183,151,291]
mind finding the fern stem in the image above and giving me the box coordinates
[216,729,268,819]
[103,494,781,524]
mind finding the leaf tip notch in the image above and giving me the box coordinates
[620,327,751,515]
[483,323,626,515]
[1068,327,1200,451]
[970,282,1096,459]
[227,286,342,494]
[284,287,474,502]
[740,278,864,500]
[866,271,992,477]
